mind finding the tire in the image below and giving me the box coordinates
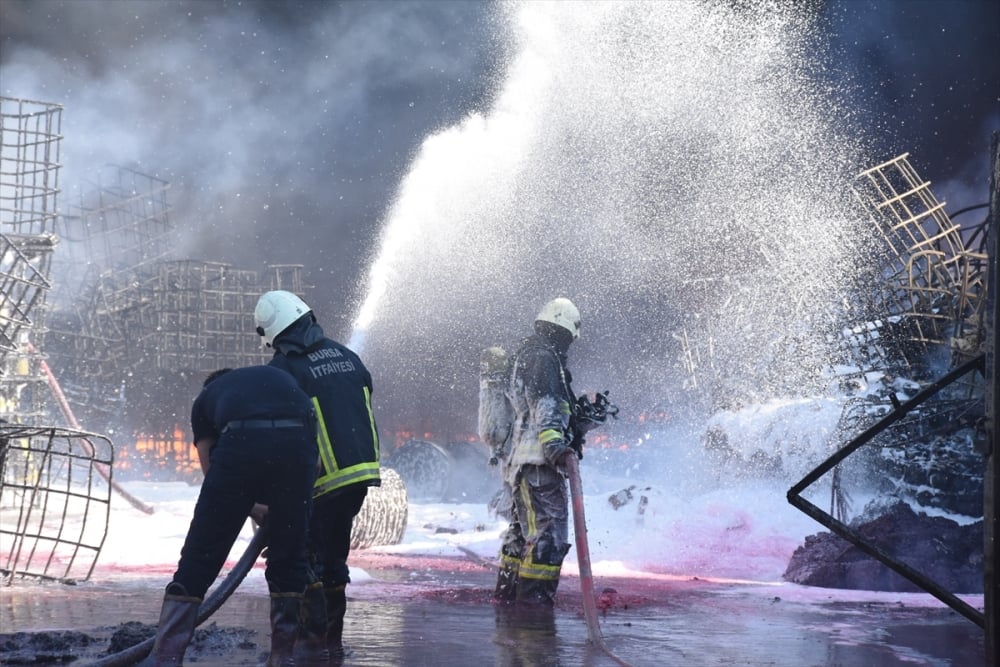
[350,467,408,550]
[384,439,453,502]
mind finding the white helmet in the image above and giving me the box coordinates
[255,290,312,346]
[535,297,581,340]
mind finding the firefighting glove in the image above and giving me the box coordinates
[542,438,571,466]
[569,429,585,460]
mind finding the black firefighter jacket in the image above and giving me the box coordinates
[269,318,381,499]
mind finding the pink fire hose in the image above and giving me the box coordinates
[566,455,634,667]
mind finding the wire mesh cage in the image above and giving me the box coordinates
[0,97,62,238]
[0,424,113,584]
[0,232,51,355]
[0,97,62,422]
[848,153,989,375]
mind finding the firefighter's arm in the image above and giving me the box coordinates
[525,353,573,467]
[539,421,573,468]
[195,436,215,475]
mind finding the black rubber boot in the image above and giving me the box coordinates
[493,555,520,603]
[147,582,200,666]
[515,577,559,607]
[294,582,330,667]
[266,593,303,667]
[323,584,347,663]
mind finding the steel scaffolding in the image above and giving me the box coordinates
[0,96,61,423]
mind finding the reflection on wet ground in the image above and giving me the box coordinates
[0,553,985,666]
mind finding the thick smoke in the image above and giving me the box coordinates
[0,0,505,333]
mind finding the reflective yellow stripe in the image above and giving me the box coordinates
[519,477,536,537]
[312,388,381,499]
[364,386,380,460]
[516,475,560,579]
[499,553,521,568]
[313,397,337,474]
[518,560,560,580]
[314,461,380,498]
[538,428,562,445]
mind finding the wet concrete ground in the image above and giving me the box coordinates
[0,552,986,667]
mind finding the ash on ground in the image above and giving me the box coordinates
[0,621,259,665]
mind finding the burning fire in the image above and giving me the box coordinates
[115,425,201,483]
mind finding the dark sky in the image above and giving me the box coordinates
[816,0,998,209]
[2,0,997,437]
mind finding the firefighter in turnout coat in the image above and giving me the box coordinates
[255,290,382,663]
[494,297,582,606]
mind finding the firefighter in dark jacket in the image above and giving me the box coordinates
[495,297,582,606]
[254,290,382,662]
[146,365,320,667]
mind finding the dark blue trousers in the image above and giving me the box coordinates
[308,485,367,587]
[173,426,317,598]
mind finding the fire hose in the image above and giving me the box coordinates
[565,455,634,667]
[85,526,268,666]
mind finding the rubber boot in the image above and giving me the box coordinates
[493,555,520,603]
[147,583,200,666]
[294,582,330,667]
[324,584,348,663]
[515,576,559,607]
[265,593,303,667]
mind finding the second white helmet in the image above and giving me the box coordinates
[255,290,312,346]
[535,297,581,340]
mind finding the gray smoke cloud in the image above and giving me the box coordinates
[1,0,505,333]
[2,0,996,439]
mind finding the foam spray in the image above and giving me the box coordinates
[348,1,875,439]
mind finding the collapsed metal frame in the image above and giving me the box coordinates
[786,140,998,660]
[775,151,996,666]
[787,354,986,628]
[0,231,50,355]
[0,96,61,424]
[44,162,308,438]
[851,153,988,374]
[47,165,176,384]
[0,424,113,584]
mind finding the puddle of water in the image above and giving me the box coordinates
[0,554,985,666]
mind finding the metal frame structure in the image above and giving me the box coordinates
[0,232,50,355]
[787,147,996,663]
[44,164,308,440]
[0,97,61,424]
[787,354,985,627]
[0,424,113,584]
[984,132,998,667]
[849,153,988,376]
